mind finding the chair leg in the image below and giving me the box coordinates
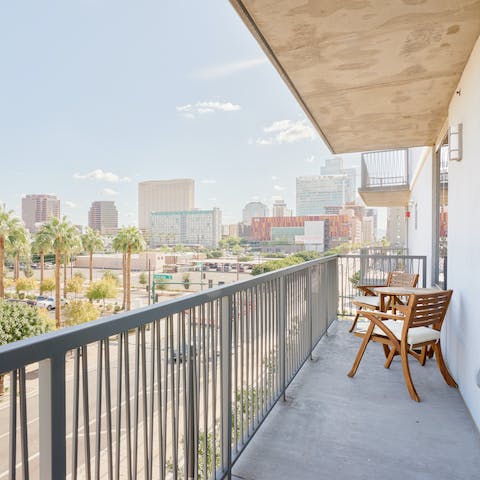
[419,346,427,367]
[400,341,420,402]
[433,342,458,388]
[347,322,373,377]
[384,346,396,369]
[349,307,362,333]
[382,344,390,359]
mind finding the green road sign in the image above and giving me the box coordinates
[154,274,173,280]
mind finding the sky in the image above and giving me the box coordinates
[0,1,361,227]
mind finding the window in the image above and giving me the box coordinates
[433,137,448,289]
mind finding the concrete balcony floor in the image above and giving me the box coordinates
[233,320,480,480]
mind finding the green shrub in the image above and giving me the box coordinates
[63,300,99,326]
[40,278,56,295]
[0,300,54,346]
[102,271,120,287]
[138,272,148,285]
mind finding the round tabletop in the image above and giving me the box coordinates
[373,286,440,295]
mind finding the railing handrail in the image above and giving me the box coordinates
[0,255,338,375]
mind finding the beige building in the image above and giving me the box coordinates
[21,194,60,232]
[138,179,194,231]
[88,201,118,233]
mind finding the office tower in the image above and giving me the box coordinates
[138,179,195,231]
[150,208,222,248]
[386,207,407,247]
[22,194,60,232]
[320,157,356,203]
[242,201,268,226]
[296,175,349,215]
[88,201,118,233]
[272,199,292,217]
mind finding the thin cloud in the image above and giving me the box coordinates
[65,201,77,208]
[305,155,316,163]
[256,120,316,145]
[273,185,286,192]
[176,101,241,119]
[74,169,131,183]
[192,57,268,79]
[103,188,118,196]
[200,179,217,184]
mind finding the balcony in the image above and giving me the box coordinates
[358,150,411,207]
[1,254,478,479]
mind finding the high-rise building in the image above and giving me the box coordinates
[88,201,118,233]
[320,157,356,203]
[272,199,292,217]
[386,207,407,247]
[296,175,350,215]
[150,208,221,248]
[242,201,268,226]
[138,179,195,231]
[22,194,60,232]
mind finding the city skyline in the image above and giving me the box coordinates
[0,2,361,227]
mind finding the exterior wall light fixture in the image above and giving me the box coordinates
[448,123,463,161]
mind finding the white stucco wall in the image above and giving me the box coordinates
[407,147,433,286]
[444,36,480,428]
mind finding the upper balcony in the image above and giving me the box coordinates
[358,149,411,207]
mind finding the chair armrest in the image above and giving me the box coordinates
[356,284,386,296]
[359,310,405,321]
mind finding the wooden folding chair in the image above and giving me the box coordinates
[347,290,456,402]
[349,271,419,332]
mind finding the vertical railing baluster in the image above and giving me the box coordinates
[39,355,66,480]
[220,295,232,480]
[9,369,17,480]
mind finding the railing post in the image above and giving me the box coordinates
[279,276,286,401]
[220,296,232,479]
[187,345,196,480]
[39,355,66,480]
[307,268,313,360]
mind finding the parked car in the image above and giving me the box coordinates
[36,297,68,310]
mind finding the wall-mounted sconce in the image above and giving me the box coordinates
[448,123,463,161]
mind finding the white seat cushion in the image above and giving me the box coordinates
[353,296,380,308]
[355,319,441,346]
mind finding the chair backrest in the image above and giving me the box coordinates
[387,271,419,288]
[405,290,453,330]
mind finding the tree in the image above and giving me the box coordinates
[0,208,24,297]
[42,216,78,327]
[63,300,99,326]
[62,226,81,297]
[102,270,120,287]
[40,278,56,295]
[5,223,31,281]
[86,279,117,310]
[66,276,84,299]
[0,300,53,394]
[81,228,104,282]
[32,228,53,290]
[15,277,37,298]
[113,227,145,311]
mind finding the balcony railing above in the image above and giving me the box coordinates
[359,149,411,207]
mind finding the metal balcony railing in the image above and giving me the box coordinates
[337,254,427,315]
[360,149,409,189]
[0,256,338,480]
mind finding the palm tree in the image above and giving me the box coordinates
[112,229,128,310]
[43,216,77,327]
[81,228,104,282]
[0,207,23,298]
[32,228,53,288]
[113,227,145,311]
[6,224,30,281]
[61,227,81,297]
